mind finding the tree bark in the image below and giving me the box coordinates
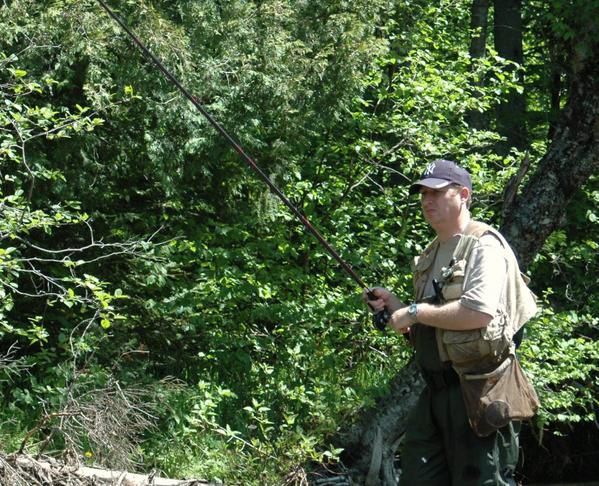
[501,38,599,267]
[547,47,564,141]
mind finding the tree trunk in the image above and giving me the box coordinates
[469,0,490,64]
[494,0,527,153]
[336,359,423,486]
[547,47,564,141]
[467,0,490,130]
[500,38,599,267]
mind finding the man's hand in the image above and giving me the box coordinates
[362,287,386,312]
[362,287,406,327]
[389,306,417,334]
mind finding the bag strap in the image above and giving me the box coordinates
[451,221,495,264]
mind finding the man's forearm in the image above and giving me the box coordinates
[389,300,492,333]
[415,300,491,330]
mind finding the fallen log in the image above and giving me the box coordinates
[1,453,219,486]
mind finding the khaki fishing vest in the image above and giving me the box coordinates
[412,221,538,374]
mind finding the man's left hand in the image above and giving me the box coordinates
[389,307,416,334]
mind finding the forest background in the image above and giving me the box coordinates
[1,0,598,484]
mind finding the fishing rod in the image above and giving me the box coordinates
[96,0,389,330]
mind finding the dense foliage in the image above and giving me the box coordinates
[1,0,597,483]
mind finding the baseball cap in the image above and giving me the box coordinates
[409,159,472,195]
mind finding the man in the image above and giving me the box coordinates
[366,159,538,485]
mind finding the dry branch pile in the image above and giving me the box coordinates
[0,453,216,486]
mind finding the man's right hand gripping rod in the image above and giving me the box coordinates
[367,290,391,331]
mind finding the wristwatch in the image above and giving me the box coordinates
[407,302,418,320]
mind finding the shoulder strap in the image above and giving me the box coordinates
[451,221,495,263]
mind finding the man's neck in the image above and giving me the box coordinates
[435,213,471,242]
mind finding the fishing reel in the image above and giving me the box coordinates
[372,308,390,331]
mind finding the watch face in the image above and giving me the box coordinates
[409,303,417,316]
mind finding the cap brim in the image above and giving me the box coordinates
[409,178,452,195]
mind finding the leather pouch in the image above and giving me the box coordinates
[459,355,540,437]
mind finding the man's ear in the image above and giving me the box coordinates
[460,186,471,204]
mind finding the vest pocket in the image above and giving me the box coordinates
[482,310,508,341]
[442,329,491,364]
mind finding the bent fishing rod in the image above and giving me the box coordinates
[96,0,389,330]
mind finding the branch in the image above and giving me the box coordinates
[502,152,531,217]
[18,412,80,455]
[13,223,169,257]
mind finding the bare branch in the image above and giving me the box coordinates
[0,343,29,383]
[12,224,169,257]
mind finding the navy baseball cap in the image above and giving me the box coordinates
[409,159,472,195]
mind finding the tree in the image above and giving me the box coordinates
[466,0,490,130]
[1,1,597,483]
[494,0,527,153]
[502,1,599,266]
[466,0,527,149]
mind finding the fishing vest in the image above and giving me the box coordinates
[412,221,538,374]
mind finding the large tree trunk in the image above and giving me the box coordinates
[466,0,490,130]
[501,38,599,267]
[494,0,527,153]
[331,19,598,486]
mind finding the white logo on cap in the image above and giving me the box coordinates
[423,162,436,176]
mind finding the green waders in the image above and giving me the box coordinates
[399,324,520,486]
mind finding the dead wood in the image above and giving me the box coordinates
[0,453,218,486]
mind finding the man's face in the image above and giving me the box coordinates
[419,185,465,226]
